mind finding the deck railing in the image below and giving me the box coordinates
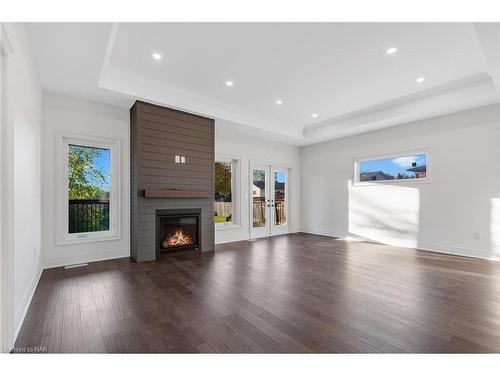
[275,200,286,225]
[69,199,110,234]
[252,199,286,226]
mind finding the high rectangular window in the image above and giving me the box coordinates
[355,152,429,184]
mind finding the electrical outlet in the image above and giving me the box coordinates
[474,232,483,240]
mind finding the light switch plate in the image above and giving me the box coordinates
[175,155,180,163]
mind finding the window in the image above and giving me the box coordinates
[355,151,429,184]
[68,145,110,234]
[57,133,121,244]
[214,157,239,227]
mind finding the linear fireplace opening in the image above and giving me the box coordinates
[156,209,202,257]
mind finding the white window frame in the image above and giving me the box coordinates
[214,155,240,230]
[56,132,121,245]
[353,148,431,186]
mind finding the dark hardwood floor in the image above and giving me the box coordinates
[15,233,500,353]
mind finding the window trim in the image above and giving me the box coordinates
[56,132,121,245]
[353,148,431,186]
[214,154,240,230]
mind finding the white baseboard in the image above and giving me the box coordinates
[43,248,130,269]
[300,228,346,239]
[14,265,43,341]
[300,228,500,262]
[12,249,129,345]
[216,228,301,245]
[415,241,499,262]
[216,235,250,244]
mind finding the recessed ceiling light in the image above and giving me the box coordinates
[386,47,398,55]
[276,100,283,105]
[152,52,162,60]
[225,81,234,87]
[312,113,318,118]
[416,77,425,83]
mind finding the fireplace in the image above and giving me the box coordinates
[156,209,202,257]
[131,101,214,262]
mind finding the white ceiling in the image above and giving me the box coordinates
[26,23,133,107]
[25,22,500,145]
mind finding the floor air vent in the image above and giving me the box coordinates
[64,263,88,269]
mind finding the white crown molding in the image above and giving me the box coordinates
[301,72,500,145]
[474,23,500,92]
[98,23,499,147]
[101,67,500,147]
[98,67,304,140]
[101,66,499,147]
[3,23,42,92]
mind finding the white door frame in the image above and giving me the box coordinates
[0,23,15,351]
[249,161,291,239]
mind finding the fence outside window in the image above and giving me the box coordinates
[69,199,110,233]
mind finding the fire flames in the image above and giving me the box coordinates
[163,229,194,248]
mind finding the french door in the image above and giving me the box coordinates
[250,163,290,238]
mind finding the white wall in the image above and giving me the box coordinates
[2,23,43,342]
[215,120,301,243]
[42,92,130,268]
[301,104,500,261]
[40,93,299,263]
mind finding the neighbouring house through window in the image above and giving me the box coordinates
[355,152,429,183]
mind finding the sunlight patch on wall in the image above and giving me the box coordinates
[489,198,500,257]
[348,181,420,248]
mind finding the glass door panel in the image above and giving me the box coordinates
[271,167,289,234]
[250,163,270,238]
[250,163,290,238]
[252,168,266,228]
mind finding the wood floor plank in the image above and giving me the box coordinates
[14,233,500,353]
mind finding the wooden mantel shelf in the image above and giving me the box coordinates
[143,189,211,199]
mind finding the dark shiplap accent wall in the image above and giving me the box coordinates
[130,101,215,262]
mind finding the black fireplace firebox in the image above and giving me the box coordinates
[156,209,202,257]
